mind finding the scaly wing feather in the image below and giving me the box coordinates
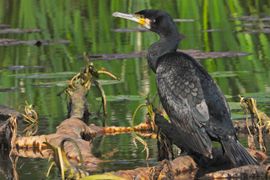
[156,52,212,157]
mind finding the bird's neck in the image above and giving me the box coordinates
[147,34,180,72]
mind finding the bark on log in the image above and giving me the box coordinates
[67,86,90,122]
[80,151,268,179]
[12,118,153,173]
[12,118,101,172]
[204,164,270,179]
[112,156,197,179]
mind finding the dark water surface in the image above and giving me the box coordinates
[0,0,270,179]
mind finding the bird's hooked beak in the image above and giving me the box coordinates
[112,12,151,29]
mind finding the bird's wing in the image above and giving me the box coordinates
[156,52,212,157]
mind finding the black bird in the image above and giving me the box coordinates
[113,10,258,166]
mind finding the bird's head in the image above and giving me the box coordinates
[113,9,179,38]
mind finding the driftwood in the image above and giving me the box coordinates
[13,120,198,178]
[112,156,197,179]
[67,85,90,122]
[13,118,101,172]
[12,118,154,171]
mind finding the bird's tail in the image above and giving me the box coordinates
[221,137,258,166]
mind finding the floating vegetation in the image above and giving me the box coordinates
[183,49,250,59]
[0,65,45,71]
[202,28,222,32]
[96,79,123,86]
[0,39,69,46]
[0,24,70,47]
[0,28,41,34]
[233,16,270,34]
[210,71,249,78]
[173,18,195,23]
[239,92,270,104]
[233,16,270,22]
[33,79,122,88]
[0,24,10,29]
[0,87,17,92]
[10,72,76,79]
[88,49,250,61]
[88,51,145,60]
[33,81,69,87]
[96,95,144,102]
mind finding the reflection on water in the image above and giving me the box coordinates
[92,134,157,172]
[0,0,270,179]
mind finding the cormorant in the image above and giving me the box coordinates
[113,10,258,166]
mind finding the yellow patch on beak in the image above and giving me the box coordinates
[138,18,146,25]
[137,18,151,29]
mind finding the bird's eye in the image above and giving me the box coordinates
[152,16,162,24]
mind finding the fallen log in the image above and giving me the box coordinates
[12,117,101,172]
[12,118,152,158]
[112,156,197,179]
[80,149,268,179]
[204,164,270,179]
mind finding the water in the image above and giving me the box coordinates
[0,0,270,179]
